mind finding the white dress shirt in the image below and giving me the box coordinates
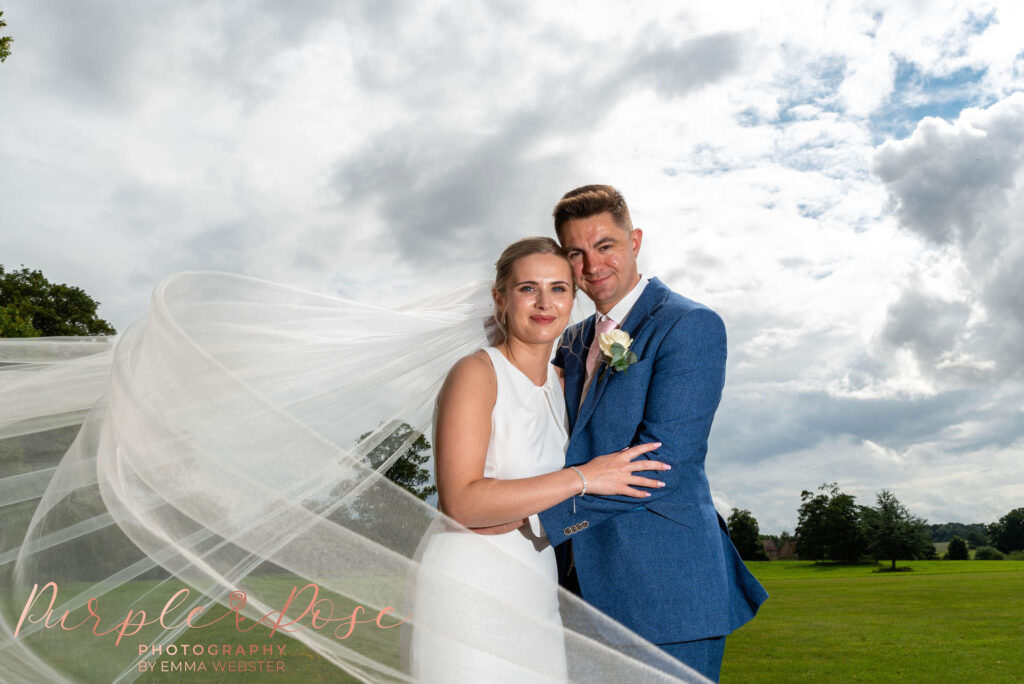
[580,276,649,404]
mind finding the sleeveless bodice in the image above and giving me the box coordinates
[408,348,570,681]
[482,346,568,539]
[482,347,567,471]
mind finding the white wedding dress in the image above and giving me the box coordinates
[408,347,570,682]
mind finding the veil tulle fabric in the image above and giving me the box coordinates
[0,272,706,683]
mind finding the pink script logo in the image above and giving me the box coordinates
[15,581,408,646]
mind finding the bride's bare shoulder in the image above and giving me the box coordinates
[440,350,496,399]
[451,349,494,375]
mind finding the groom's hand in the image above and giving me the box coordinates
[469,519,528,535]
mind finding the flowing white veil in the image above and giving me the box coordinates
[0,272,706,683]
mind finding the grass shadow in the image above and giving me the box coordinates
[805,561,882,572]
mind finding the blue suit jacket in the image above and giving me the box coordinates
[537,278,767,644]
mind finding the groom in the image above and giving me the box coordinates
[537,185,767,681]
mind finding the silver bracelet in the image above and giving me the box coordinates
[570,466,587,497]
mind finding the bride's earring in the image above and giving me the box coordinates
[499,310,507,327]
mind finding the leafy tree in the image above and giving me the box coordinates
[946,535,969,560]
[862,490,935,569]
[309,422,437,558]
[727,508,769,561]
[973,546,1005,561]
[315,421,436,508]
[795,482,866,563]
[987,508,1024,554]
[357,422,436,500]
[0,266,116,337]
[0,9,13,63]
[0,304,40,337]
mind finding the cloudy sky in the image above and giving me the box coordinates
[2,1,1022,533]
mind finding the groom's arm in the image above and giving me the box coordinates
[538,306,726,547]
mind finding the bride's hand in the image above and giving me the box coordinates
[577,442,668,497]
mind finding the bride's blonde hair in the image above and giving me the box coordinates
[486,237,573,345]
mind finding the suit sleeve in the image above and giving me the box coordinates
[538,307,727,547]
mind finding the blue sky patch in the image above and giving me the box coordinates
[869,57,992,141]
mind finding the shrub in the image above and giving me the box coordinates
[946,536,969,560]
[973,546,1004,560]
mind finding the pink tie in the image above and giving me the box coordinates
[586,317,618,378]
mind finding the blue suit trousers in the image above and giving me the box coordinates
[658,637,726,682]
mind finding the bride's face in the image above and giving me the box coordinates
[496,253,574,345]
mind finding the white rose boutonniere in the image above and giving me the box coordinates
[597,329,639,380]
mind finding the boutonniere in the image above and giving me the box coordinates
[597,329,639,381]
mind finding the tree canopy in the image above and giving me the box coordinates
[307,422,437,557]
[988,508,1024,554]
[861,489,934,569]
[795,482,866,562]
[728,508,769,561]
[358,422,436,501]
[1,9,13,63]
[0,266,116,337]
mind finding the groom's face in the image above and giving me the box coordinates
[560,212,642,315]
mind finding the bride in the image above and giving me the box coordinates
[0,252,707,683]
[408,237,669,681]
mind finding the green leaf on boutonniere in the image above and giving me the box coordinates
[597,339,640,382]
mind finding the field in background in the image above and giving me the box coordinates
[722,560,1024,682]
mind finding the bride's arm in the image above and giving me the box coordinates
[436,353,668,528]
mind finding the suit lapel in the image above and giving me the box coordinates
[572,278,668,437]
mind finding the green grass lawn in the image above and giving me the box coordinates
[722,560,1024,683]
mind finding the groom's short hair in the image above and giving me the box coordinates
[553,184,634,241]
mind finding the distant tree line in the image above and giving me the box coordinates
[926,507,1024,561]
[927,521,988,546]
[791,483,935,569]
[728,482,1023,567]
